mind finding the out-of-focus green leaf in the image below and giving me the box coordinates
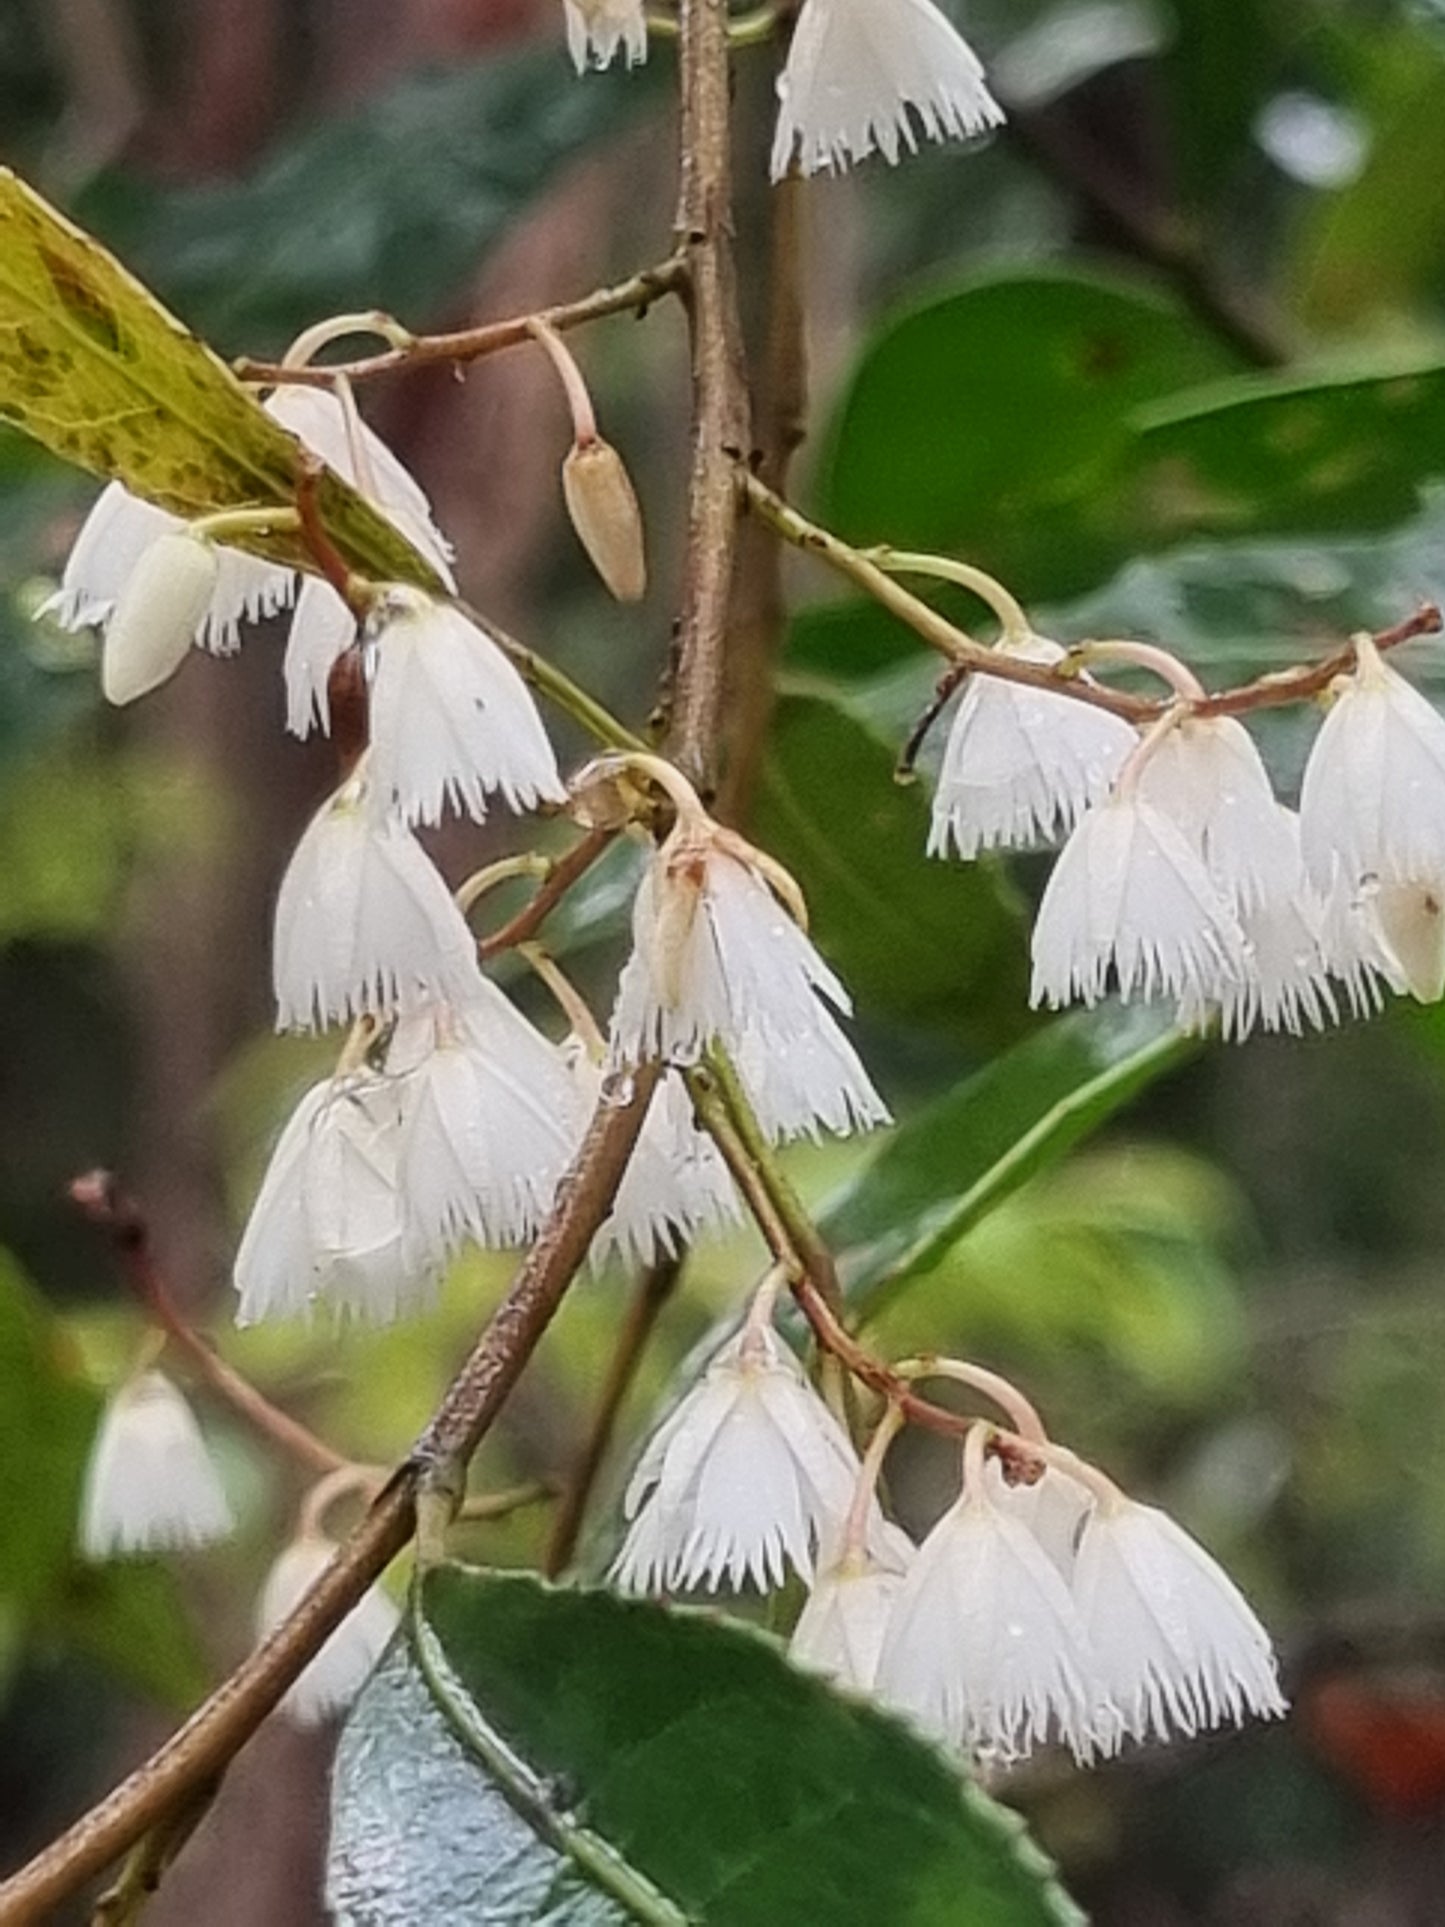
[0,1253,204,1708]
[1160,0,1303,208]
[822,1007,1195,1317]
[0,169,436,582]
[82,51,661,355]
[821,269,1239,599]
[328,1565,1081,1926]
[754,690,1029,1043]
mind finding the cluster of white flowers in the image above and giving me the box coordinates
[615,1314,1285,1767]
[932,631,1445,1038]
[563,0,1002,182]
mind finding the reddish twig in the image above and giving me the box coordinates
[69,1171,346,1478]
[479,826,618,959]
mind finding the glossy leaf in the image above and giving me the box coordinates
[821,1007,1196,1316]
[821,269,1239,599]
[0,169,437,584]
[753,690,1030,1043]
[328,1565,1081,1926]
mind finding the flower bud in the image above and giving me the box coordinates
[102,530,220,705]
[562,438,646,603]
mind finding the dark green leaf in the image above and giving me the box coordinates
[0,168,437,583]
[754,690,1029,1043]
[328,1565,1081,1926]
[82,51,661,355]
[820,268,1239,600]
[821,1007,1196,1317]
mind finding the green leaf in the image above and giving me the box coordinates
[753,690,1029,1044]
[821,1007,1196,1318]
[328,1566,1081,1926]
[84,50,660,355]
[820,268,1240,600]
[1160,0,1304,208]
[0,1253,206,1708]
[0,169,436,583]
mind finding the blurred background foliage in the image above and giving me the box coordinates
[5,0,1445,1919]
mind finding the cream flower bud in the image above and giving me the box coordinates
[257,1533,399,1726]
[80,1370,233,1558]
[613,1323,874,1595]
[1072,1500,1286,1748]
[562,0,648,71]
[100,530,220,705]
[1373,879,1445,1004]
[771,0,1003,181]
[562,438,647,602]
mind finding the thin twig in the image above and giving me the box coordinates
[544,1254,684,1577]
[742,472,1444,725]
[896,664,969,784]
[478,826,618,959]
[235,257,689,388]
[69,1172,346,1479]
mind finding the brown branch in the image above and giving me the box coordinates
[544,1253,684,1577]
[666,0,751,795]
[478,826,618,959]
[69,1171,346,1479]
[896,664,970,784]
[4,1079,659,1922]
[742,473,1444,726]
[234,257,689,388]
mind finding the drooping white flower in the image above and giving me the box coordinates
[613,1322,870,1594]
[257,1534,400,1726]
[562,0,647,72]
[771,0,1003,181]
[79,1370,233,1558]
[1300,639,1445,900]
[989,1463,1093,1581]
[387,988,582,1266]
[1030,792,1247,1013]
[272,767,481,1031]
[1315,862,1405,1017]
[364,588,564,826]
[284,576,357,738]
[1072,1500,1286,1749]
[264,384,455,590]
[577,1058,741,1267]
[789,1525,915,1693]
[928,638,1136,860]
[45,481,293,657]
[1175,808,1338,1042]
[1138,715,1288,914]
[610,836,887,1141]
[234,1071,434,1325]
[1371,879,1445,1003]
[874,1461,1112,1766]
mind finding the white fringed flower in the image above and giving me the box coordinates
[234,1072,432,1325]
[875,1464,1111,1765]
[258,1534,400,1726]
[265,384,455,588]
[1300,639,1445,900]
[387,989,582,1265]
[1072,1500,1286,1749]
[1139,715,1288,913]
[610,837,887,1141]
[771,0,1003,181]
[1030,792,1246,1013]
[272,769,481,1031]
[364,588,564,826]
[80,1371,233,1559]
[928,638,1136,860]
[562,0,647,72]
[284,577,357,738]
[789,1526,915,1693]
[613,1322,868,1594]
[45,481,293,657]
[579,1060,741,1267]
